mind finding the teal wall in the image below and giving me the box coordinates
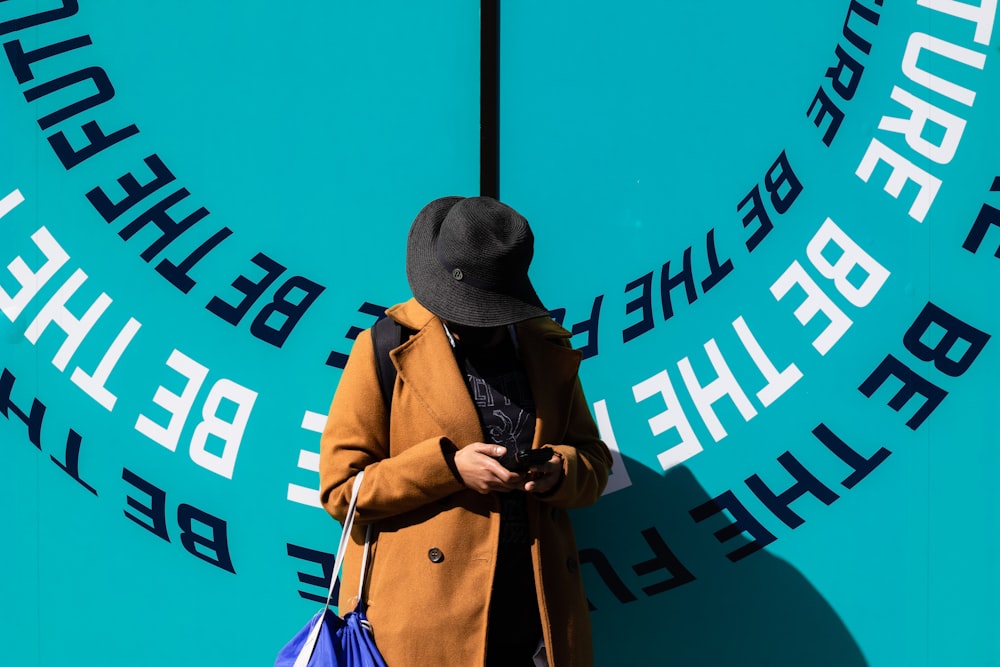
[1,2,998,665]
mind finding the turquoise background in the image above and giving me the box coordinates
[1,1,998,665]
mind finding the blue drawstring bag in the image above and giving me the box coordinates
[274,606,386,667]
[275,473,387,667]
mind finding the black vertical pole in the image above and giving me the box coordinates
[481,0,500,199]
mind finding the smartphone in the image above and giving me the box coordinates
[498,445,554,472]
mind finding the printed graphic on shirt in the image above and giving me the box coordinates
[467,368,536,452]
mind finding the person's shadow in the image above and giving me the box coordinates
[572,454,869,666]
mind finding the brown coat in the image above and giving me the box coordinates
[319,298,611,666]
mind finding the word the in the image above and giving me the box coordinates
[580,422,890,608]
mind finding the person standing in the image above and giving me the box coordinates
[319,196,612,666]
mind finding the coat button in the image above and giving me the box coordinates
[566,557,578,573]
[428,547,444,563]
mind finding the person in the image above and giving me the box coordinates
[319,196,612,666]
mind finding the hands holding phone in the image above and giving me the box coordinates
[454,443,564,495]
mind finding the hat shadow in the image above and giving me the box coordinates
[573,453,869,667]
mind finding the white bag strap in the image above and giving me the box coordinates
[293,471,367,667]
[323,470,365,611]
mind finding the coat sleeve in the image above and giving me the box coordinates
[539,376,613,510]
[318,329,466,524]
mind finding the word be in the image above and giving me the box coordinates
[123,467,236,573]
[860,301,990,429]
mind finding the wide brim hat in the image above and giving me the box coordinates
[405,196,549,327]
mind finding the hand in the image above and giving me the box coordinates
[454,443,524,494]
[523,451,564,495]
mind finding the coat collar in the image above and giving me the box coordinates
[386,299,582,447]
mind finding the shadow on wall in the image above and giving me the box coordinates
[575,456,868,667]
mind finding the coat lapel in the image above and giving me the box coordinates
[386,299,582,449]
[390,305,484,446]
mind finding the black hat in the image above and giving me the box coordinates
[405,196,548,327]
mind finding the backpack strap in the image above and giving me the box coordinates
[369,315,413,411]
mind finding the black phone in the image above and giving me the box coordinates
[497,445,554,472]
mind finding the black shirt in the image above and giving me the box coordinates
[454,330,542,662]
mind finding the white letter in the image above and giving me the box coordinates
[918,0,996,45]
[136,349,208,451]
[901,32,986,106]
[878,86,967,164]
[287,410,325,508]
[593,399,632,495]
[0,189,24,219]
[771,261,852,355]
[806,218,891,307]
[189,378,258,479]
[0,226,69,321]
[25,269,112,371]
[677,339,757,442]
[633,370,703,470]
[70,317,142,411]
[732,316,802,407]
[856,138,942,222]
